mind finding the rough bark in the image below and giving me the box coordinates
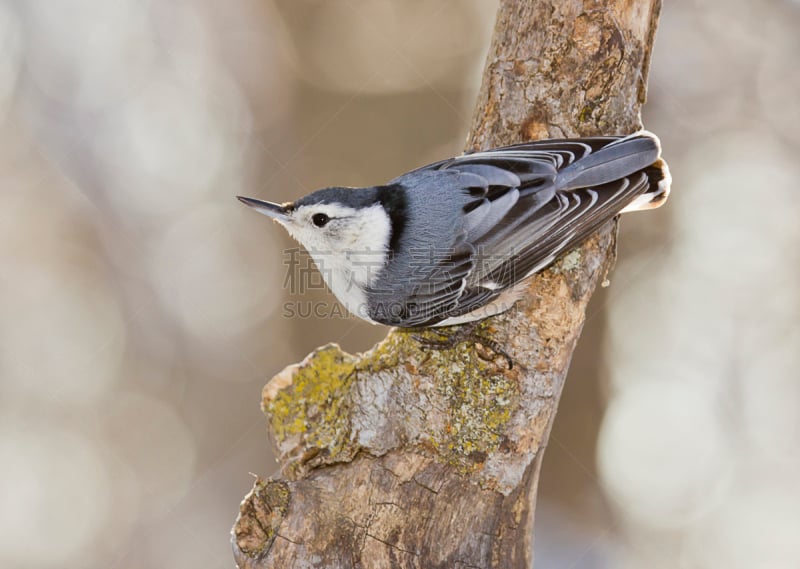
[232,1,662,567]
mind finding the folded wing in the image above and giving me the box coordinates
[375,132,669,327]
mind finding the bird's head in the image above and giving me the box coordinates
[237,187,392,261]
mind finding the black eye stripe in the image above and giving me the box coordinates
[311,213,330,227]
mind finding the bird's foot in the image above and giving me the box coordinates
[412,322,514,370]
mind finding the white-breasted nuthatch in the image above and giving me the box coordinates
[238,131,670,328]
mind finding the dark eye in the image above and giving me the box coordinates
[311,213,330,227]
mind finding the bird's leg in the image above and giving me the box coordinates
[472,336,515,371]
[412,322,514,370]
[412,320,480,349]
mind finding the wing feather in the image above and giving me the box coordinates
[373,133,668,327]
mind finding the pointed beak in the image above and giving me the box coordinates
[237,196,291,223]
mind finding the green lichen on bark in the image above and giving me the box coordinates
[397,322,521,473]
[263,328,521,478]
[263,344,360,472]
[429,352,517,469]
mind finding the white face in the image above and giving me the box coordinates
[278,202,392,318]
[280,202,391,258]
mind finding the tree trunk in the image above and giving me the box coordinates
[232,1,662,567]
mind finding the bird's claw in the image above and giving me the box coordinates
[411,324,514,370]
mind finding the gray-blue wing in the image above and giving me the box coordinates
[372,133,668,327]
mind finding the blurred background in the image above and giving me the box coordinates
[1,0,798,567]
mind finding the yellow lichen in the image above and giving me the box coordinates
[264,344,359,467]
[264,327,520,478]
[409,324,519,473]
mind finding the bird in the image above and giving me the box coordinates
[238,131,670,331]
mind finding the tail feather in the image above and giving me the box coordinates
[554,130,670,213]
[555,131,658,189]
[619,157,671,213]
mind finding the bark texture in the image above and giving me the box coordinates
[233,1,662,567]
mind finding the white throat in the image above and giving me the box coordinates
[289,203,392,322]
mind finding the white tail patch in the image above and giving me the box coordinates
[620,158,671,213]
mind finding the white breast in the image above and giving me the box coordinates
[310,250,385,323]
